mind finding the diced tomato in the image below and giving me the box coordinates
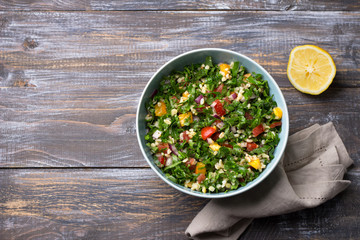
[201,126,216,140]
[185,157,197,171]
[180,131,190,143]
[245,112,253,120]
[197,173,206,183]
[158,143,169,152]
[211,132,220,141]
[246,142,258,151]
[213,100,226,116]
[252,124,264,137]
[214,83,224,93]
[223,143,233,149]
[270,121,282,128]
[158,155,166,165]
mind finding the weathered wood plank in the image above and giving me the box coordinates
[0,11,359,167]
[1,87,359,167]
[0,0,359,11]
[0,168,358,240]
[0,11,358,87]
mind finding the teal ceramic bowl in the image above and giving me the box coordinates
[136,48,289,198]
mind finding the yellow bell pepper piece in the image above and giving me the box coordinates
[209,142,221,152]
[195,162,206,175]
[249,158,261,170]
[273,107,283,119]
[219,63,230,76]
[155,101,167,117]
[179,112,193,127]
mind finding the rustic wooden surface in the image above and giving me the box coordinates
[0,1,359,240]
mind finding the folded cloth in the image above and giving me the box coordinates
[186,122,353,240]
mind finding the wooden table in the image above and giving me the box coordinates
[0,1,359,239]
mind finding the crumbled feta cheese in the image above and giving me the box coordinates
[215,159,224,170]
[261,140,266,145]
[216,184,222,189]
[191,182,200,191]
[164,118,171,125]
[154,121,159,128]
[200,98,204,105]
[180,132,184,141]
[165,157,173,166]
[225,183,231,188]
[219,132,225,139]
[177,76,185,83]
[187,129,196,138]
[190,105,197,115]
[152,130,162,139]
[238,142,247,148]
[234,133,240,138]
[209,186,215,192]
[246,138,253,143]
[205,65,210,70]
[200,84,208,93]
[145,114,152,121]
[221,179,228,188]
[168,136,175,144]
[171,109,178,116]
[180,91,190,103]
[151,143,156,148]
[247,103,251,109]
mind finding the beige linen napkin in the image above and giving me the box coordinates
[186,122,353,240]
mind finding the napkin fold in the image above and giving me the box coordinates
[186,122,353,240]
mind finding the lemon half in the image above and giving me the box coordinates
[287,45,336,95]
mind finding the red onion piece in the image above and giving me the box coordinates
[213,114,220,119]
[195,94,204,104]
[230,92,237,100]
[150,89,158,98]
[169,144,179,156]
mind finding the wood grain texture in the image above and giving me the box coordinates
[0,11,358,87]
[0,0,359,11]
[1,87,359,167]
[0,11,358,167]
[0,168,358,240]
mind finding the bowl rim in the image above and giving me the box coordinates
[136,48,289,198]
